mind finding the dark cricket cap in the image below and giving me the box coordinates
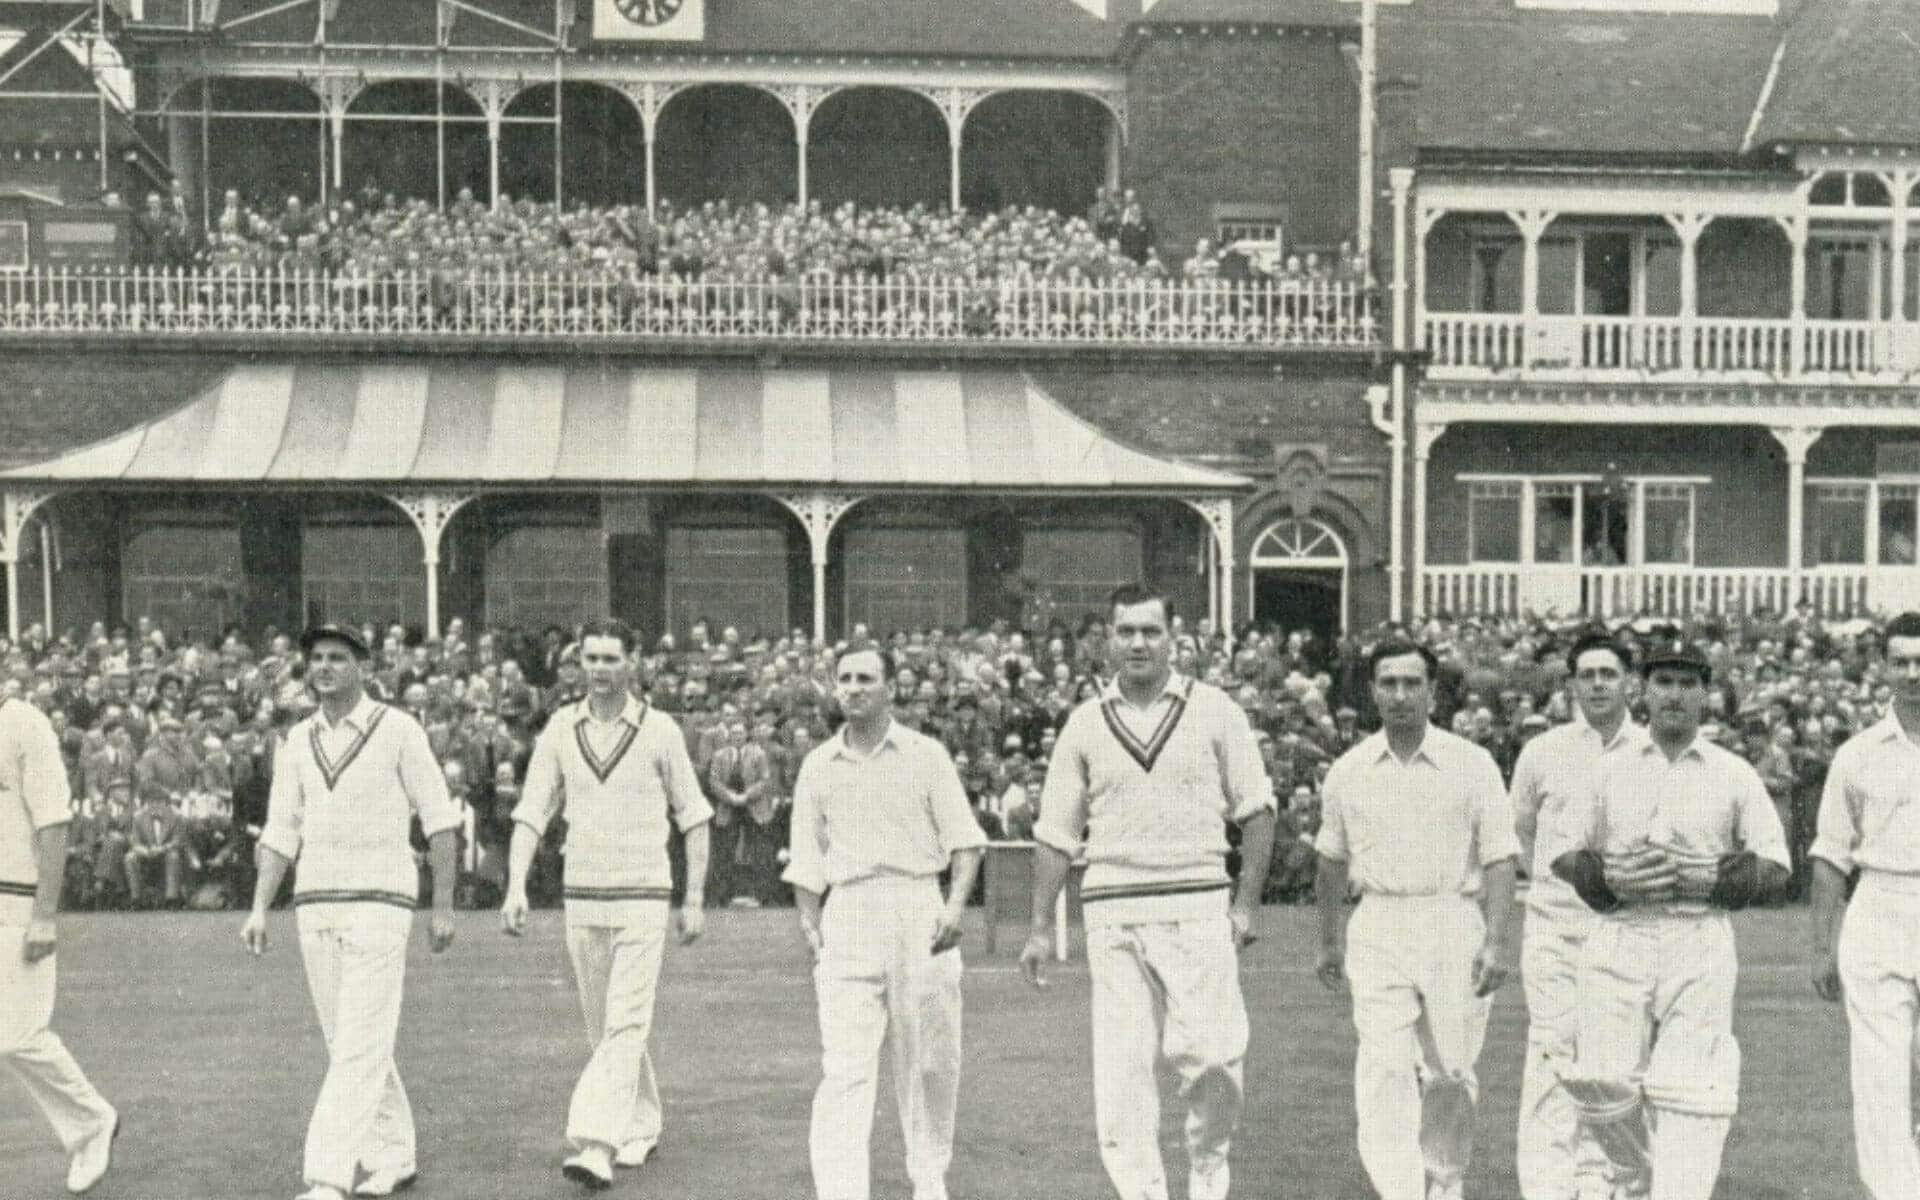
[299,624,371,661]
[1640,637,1711,681]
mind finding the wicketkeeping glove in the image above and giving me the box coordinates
[1705,850,1766,910]
[1600,843,1680,905]
[1550,849,1621,914]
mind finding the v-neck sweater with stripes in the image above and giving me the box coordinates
[513,696,712,925]
[259,697,462,910]
[1035,674,1273,924]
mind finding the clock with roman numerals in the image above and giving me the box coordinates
[616,0,683,24]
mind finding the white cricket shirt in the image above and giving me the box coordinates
[0,697,71,924]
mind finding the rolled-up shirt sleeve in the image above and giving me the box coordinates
[19,708,72,830]
[1732,758,1791,871]
[1217,699,1275,824]
[928,748,988,857]
[257,738,304,862]
[397,715,462,839]
[1809,746,1860,874]
[781,757,829,896]
[662,726,714,833]
[510,724,565,837]
[1471,750,1521,866]
[1313,759,1351,862]
[1032,715,1091,858]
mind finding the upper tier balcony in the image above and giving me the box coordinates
[1422,312,1920,385]
[0,268,1382,353]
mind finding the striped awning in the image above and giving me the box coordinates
[1,364,1247,493]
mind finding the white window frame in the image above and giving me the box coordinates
[1460,473,1704,566]
[1806,476,1920,566]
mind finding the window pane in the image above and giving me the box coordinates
[1881,490,1918,565]
[1808,490,1868,565]
[1583,490,1629,565]
[1531,490,1574,563]
[1538,238,1577,315]
[1643,495,1693,564]
[1469,495,1521,562]
[1643,237,1680,316]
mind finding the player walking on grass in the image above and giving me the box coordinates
[1315,637,1517,1200]
[243,624,463,1200]
[1549,639,1787,1200]
[1022,585,1275,1200]
[1510,632,1644,1200]
[501,618,713,1192]
[1811,610,1920,1199]
[784,645,986,1200]
[2,692,118,1194]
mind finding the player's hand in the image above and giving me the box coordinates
[1018,927,1052,989]
[930,907,965,956]
[428,910,456,954]
[1813,948,1843,1003]
[800,919,823,962]
[500,890,530,937]
[1472,936,1511,997]
[677,902,705,945]
[241,908,269,956]
[23,917,55,963]
[1603,844,1680,904]
[1316,944,1345,991]
[1229,906,1258,951]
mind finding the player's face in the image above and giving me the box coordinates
[579,635,630,698]
[1570,648,1630,726]
[1371,652,1433,734]
[834,651,891,722]
[1644,666,1707,738]
[305,641,363,700]
[1109,599,1172,687]
[1886,636,1920,706]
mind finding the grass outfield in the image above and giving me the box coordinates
[4,904,1859,1200]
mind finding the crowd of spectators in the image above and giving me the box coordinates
[1,599,1868,916]
[120,184,1372,294]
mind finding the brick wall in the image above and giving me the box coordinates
[1126,28,1360,264]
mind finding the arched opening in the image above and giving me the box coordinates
[1251,517,1348,640]
[343,80,487,207]
[653,85,796,208]
[500,82,646,209]
[808,87,946,210]
[960,90,1110,216]
[163,78,322,221]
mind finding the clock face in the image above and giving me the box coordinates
[616,0,683,24]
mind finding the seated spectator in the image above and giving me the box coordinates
[125,783,186,909]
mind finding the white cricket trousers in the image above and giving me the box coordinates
[1345,895,1491,1200]
[564,907,668,1152]
[1837,870,1920,1199]
[0,921,115,1155]
[1517,911,1605,1200]
[296,903,417,1193]
[809,875,963,1200]
[1567,912,1739,1200]
[1087,913,1248,1200]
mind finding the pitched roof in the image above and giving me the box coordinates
[1752,0,1920,148]
[1409,5,1784,159]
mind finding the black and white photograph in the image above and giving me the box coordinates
[0,0,1911,1196]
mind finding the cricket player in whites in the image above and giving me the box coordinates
[1549,640,1788,1200]
[501,618,713,1191]
[2,692,118,1194]
[1510,632,1645,1200]
[784,645,986,1200]
[1811,610,1920,1198]
[1022,585,1275,1200]
[244,624,464,1200]
[1316,637,1517,1200]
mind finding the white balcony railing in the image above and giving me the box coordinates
[1417,563,1912,620]
[1423,312,1920,382]
[0,267,1382,349]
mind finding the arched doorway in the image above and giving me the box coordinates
[1251,517,1347,641]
